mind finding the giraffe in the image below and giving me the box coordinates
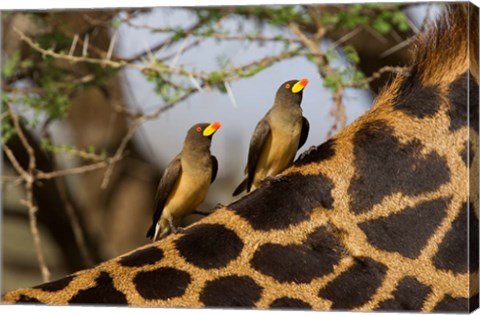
[2,3,479,312]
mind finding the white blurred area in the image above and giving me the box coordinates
[115,7,374,209]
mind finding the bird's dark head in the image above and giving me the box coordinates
[274,78,308,107]
[185,122,222,149]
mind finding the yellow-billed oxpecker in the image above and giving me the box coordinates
[147,122,221,241]
[232,78,309,196]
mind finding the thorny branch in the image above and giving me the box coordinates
[14,27,304,85]
[2,102,125,281]
[289,22,347,136]
[9,21,406,189]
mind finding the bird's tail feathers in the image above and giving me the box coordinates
[146,223,156,239]
[232,177,248,196]
[146,218,170,241]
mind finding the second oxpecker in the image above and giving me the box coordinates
[232,78,310,196]
[147,122,221,241]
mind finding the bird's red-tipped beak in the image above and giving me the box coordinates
[291,78,309,94]
[203,121,222,137]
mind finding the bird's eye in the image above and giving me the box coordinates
[285,83,291,89]
[196,126,202,132]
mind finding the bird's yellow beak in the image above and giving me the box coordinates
[291,78,309,94]
[203,121,222,137]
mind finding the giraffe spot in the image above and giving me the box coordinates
[447,71,479,132]
[358,198,450,259]
[16,294,43,304]
[229,173,334,231]
[200,275,263,307]
[376,276,431,311]
[269,297,312,309]
[318,257,387,309]
[134,267,190,300]
[349,120,450,214]
[460,141,473,169]
[471,294,479,310]
[294,139,336,166]
[433,294,472,312]
[433,202,479,274]
[174,224,243,269]
[251,226,342,283]
[33,275,74,292]
[119,246,164,267]
[69,272,127,305]
[393,68,441,118]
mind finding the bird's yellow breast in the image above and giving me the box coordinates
[253,120,301,188]
[164,161,211,219]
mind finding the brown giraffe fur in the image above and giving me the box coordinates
[2,3,479,311]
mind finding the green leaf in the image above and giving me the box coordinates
[2,52,20,79]
[172,30,186,42]
[323,74,340,91]
[20,59,34,69]
[40,138,52,150]
[207,70,225,83]
[392,12,410,32]
[1,119,16,144]
[373,18,392,34]
[343,45,360,65]
[111,19,121,28]
[319,14,339,26]
[325,49,338,63]
[216,54,231,69]
[1,93,12,104]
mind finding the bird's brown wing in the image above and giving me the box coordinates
[298,116,310,150]
[246,118,271,192]
[146,155,182,239]
[211,155,218,183]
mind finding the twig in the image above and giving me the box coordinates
[64,30,111,59]
[189,75,204,92]
[223,49,304,81]
[100,119,143,189]
[23,184,50,282]
[2,143,31,180]
[224,81,238,108]
[123,20,205,63]
[3,103,50,283]
[289,23,326,74]
[7,103,36,175]
[198,32,302,44]
[329,26,363,49]
[82,33,89,57]
[380,36,415,58]
[169,37,189,68]
[69,34,79,56]
[363,25,389,45]
[1,175,22,182]
[15,28,127,69]
[146,90,198,120]
[326,88,345,139]
[364,66,407,84]
[349,66,407,89]
[106,32,117,61]
[289,22,348,134]
[35,158,122,181]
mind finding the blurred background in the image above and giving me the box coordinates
[1,3,441,292]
